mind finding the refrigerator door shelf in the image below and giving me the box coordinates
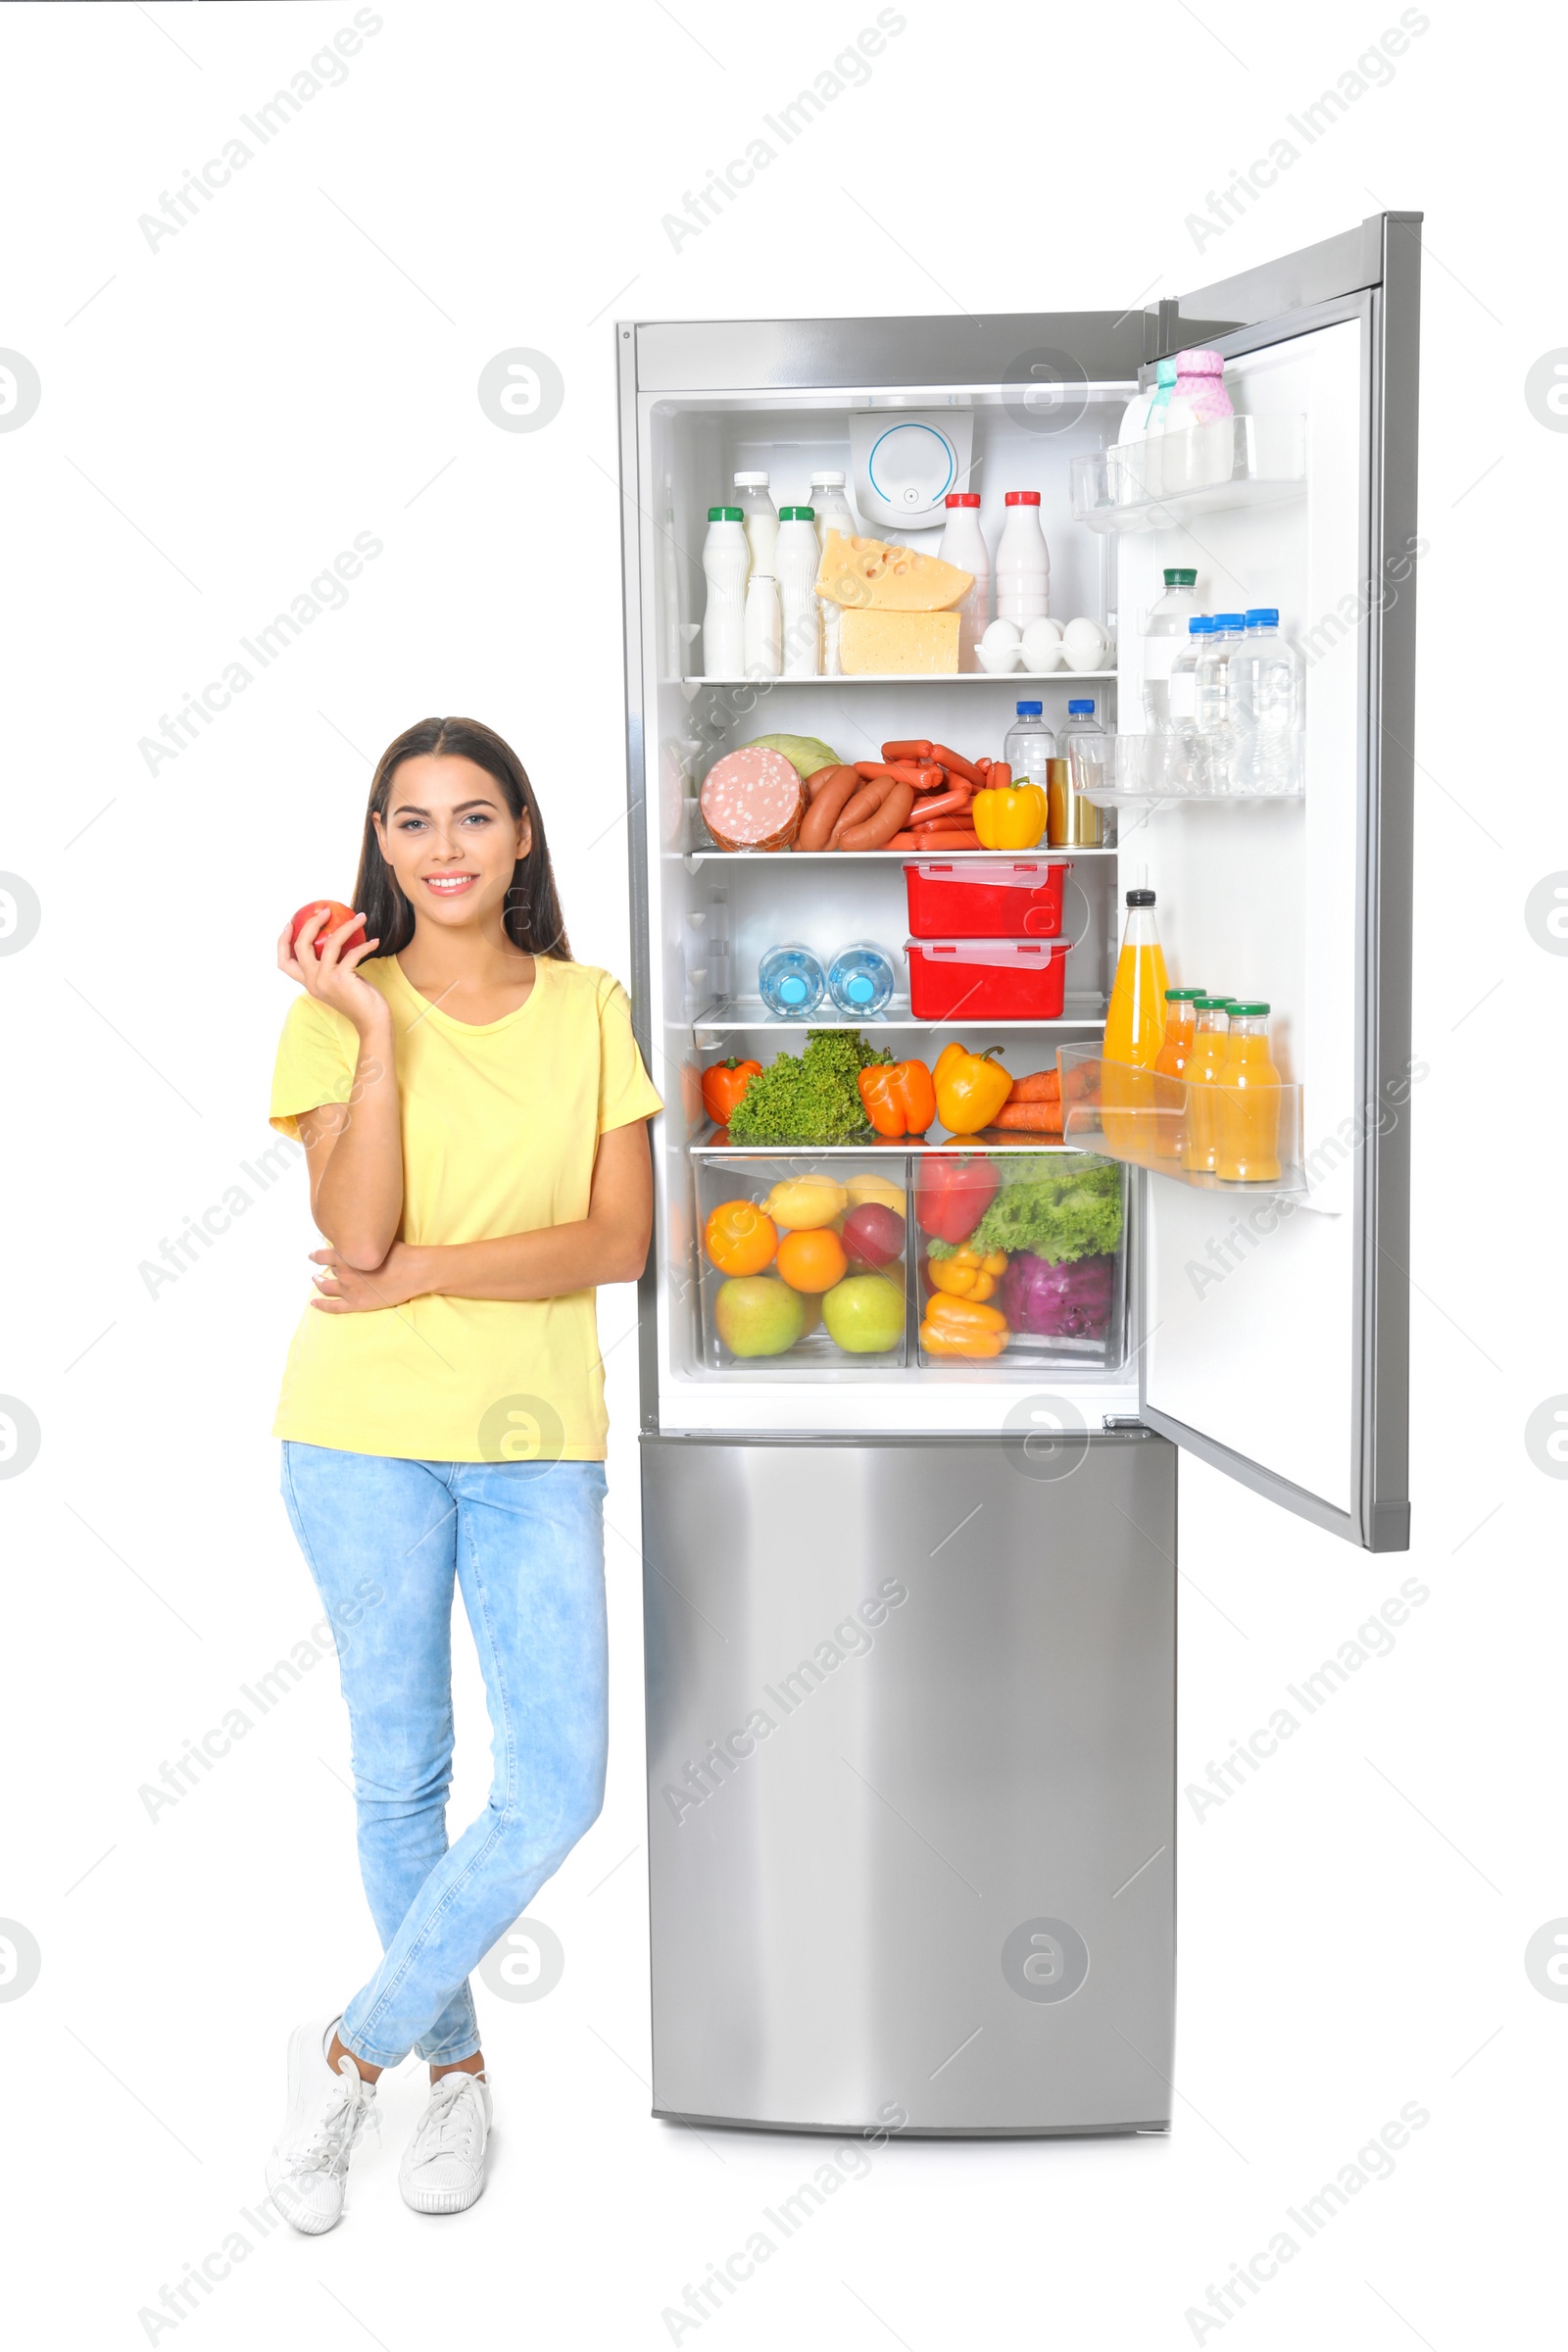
[1058,1045,1309,1201]
[1071,413,1307,532]
[1078,732,1304,808]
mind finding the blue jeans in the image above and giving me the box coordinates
[280,1444,609,2067]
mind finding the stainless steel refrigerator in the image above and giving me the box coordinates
[615,213,1419,2135]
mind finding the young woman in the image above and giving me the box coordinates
[265,715,660,2231]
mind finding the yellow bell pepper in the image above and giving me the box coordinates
[920,1294,1009,1357]
[920,1322,1007,1358]
[971,781,1047,851]
[927,1246,1010,1302]
[933,1041,1013,1136]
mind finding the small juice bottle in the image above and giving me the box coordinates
[1213,1002,1283,1181]
[1102,888,1169,1151]
[1179,998,1231,1173]
[1152,986,1205,1158]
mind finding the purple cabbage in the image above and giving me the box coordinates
[999,1250,1114,1339]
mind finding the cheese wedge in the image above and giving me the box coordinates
[840,609,960,674]
[814,530,972,612]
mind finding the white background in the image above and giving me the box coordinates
[0,3,1562,2346]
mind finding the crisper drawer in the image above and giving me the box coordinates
[904,857,1071,940]
[695,1154,913,1370]
[915,1149,1128,1371]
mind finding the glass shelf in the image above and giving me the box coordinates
[673,847,1121,865]
[693,995,1106,1034]
[679,670,1116,687]
[1070,414,1306,534]
[693,1125,1084,1156]
[1073,732,1304,809]
[1056,1045,1305,1199]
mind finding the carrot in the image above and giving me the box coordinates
[991,1100,1064,1131]
[1007,1068,1061,1103]
[929,744,983,786]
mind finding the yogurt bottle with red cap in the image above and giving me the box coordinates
[938,491,991,668]
[996,490,1051,624]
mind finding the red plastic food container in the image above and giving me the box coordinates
[906,936,1071,1020]
[904,857,1071,940]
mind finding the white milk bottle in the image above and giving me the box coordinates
[996,491,1050,623]
[733,471,778,578]
[939,492,990,668]
[809,470,855,675]
[701,504,749,678]
[775,507,821,676]
[1115,356,1175,503]
[743,572,782,679]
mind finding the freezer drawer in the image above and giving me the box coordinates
[641,1432,1175,2135]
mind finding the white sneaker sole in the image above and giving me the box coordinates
[268,2019,349,2236]
[400,2159,486,2216]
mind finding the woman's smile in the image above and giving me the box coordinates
[422,871,479,897]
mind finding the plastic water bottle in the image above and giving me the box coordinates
[1141,568,1200,732]
[1196,613,1247,793]
[1240,608,1302,794]
[759,942,826,1018]
[1164,615,1212,791]
[1062,698,1111,808]
[776,507,821,676]
[827,941,897,1018]
[701,505,749,678]
[1003,700,1056,814]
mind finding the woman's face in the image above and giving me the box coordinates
[372,754,532,938]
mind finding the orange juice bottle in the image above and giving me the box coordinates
[1102,888,1169,1152]
[1179,998,1231,1172]
[1213,1002,1283,1181]
[1152,986,1205,1158]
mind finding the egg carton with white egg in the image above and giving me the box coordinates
[975,616,1116,676]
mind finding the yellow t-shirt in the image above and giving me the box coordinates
[269,955,662,1463]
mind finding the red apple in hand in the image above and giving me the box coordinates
[290,900,367,960]
[842,1201,906,1270]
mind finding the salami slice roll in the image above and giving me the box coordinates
[698,747,806,852]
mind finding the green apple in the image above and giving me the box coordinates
[714,1276,807,1358]
[821,1274,905,1355]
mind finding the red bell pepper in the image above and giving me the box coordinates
[915,1152,1001,1244]
[858,1057,937,1138]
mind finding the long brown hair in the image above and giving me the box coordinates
[352,716,572,961]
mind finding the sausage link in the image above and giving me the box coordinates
[796,765,862,851]
[882,738,933,761]
[929,744,983,786]
[839,781,916,851]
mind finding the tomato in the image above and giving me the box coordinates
[704,1200,778,1277]
[290,900,367,960]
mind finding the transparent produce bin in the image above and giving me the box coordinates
[1069,414,1307,530]
[913,1149,1128,1372]
[694,1154,911,1371]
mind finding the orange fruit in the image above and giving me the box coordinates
[705,1200,777,1276]
[776,1225,848,1294]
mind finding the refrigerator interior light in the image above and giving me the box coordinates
[849,409,973,531]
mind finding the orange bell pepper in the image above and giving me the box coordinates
[920,1294,1009,1357]
[933,1041,1013,1136]
[924,1293,1007,1335]
[920,1322,1007,1358]
[701,1056,761,1127]
[858,1057,937,1138]
[926,1246,1009,1302]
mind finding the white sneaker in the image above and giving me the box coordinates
[399,2070,492,2214]
[267,2019,378,2235]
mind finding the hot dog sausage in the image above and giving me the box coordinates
[796,764,862,851]
[882,738,933,761]
[840,781,915,851]
[929,744,983,786]
[907,786,974,825]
